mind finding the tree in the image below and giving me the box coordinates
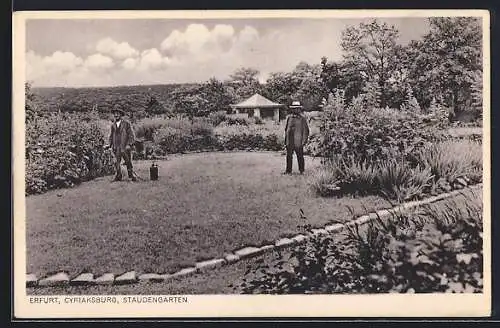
[291,62,327,111]
[263,72,298,105]
[201,77,235,113]
[341,19,402,108]
[469,70,482,118]
[145,93,168,115]
[25,82,37,122]
[362,80,382,109]
[405,17,482,117]
[400,86,421,113]
[228,67,262,100]
[339,60,365,104]
[320,57,342,93]
[174,94,209,121]
[171,85,206,118]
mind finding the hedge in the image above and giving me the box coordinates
[26,114,115,195]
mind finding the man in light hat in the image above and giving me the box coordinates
[283,101,310,175]
[109,108,137,182]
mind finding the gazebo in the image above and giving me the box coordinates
[230,93,285,122]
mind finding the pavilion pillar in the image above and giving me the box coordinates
[254,108,261,118]
[273,108,280,121]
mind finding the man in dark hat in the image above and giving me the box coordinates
[283,101,310,175]
[109,108,137,182]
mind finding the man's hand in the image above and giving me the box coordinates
[125,144,132,151]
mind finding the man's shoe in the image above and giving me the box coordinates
[111,177,122,182]
[282,171,292,175]
[130,176,138,182]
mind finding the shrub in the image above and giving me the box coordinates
[416,140,482,184]
[154,119,217,154]
[400,88,422,113]
[469,70,483,112]
[225,116,251,126]
[347,93,366,112]
[376,160,434,202]
[311,156,434,202]
[311,138,482,201]
[214,121,285,151]
[319,98,449,163]
[238,192,483,294]
[253,116,264,125]
[208,111,227,126]
[26,113,114,195]
[309,166,340,197]
[134,117,171,141]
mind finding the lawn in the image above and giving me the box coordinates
[448,126,482,138]
[26,152,388,278]
[27,187,483,295]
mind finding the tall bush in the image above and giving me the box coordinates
[26,113,114,195]
[319,97,448,163]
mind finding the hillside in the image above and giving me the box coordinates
[32,83,202,116]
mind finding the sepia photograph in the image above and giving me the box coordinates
[13,10,490,318]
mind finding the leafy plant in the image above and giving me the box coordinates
[26,112,114,195]
[238,192,483,294]
[319,102,447,164]
[376,159,433,202]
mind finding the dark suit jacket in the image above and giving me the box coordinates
[285,114,310,149]
[109,120,136,152]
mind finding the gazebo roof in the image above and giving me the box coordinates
[231,93,284,108]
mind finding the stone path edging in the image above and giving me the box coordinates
[26,183,482,289]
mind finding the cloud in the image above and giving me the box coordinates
[96,37,139,59]
[122,57,137,70]
[26,22,344,87]
[84,53,115,69]
[26,50,85,83]
[42,51,83,71]
[160,23,238,61]
[237,26,259,44]
[137,48,170,71]
[26,50,115,86]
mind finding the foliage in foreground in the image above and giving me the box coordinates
[238,192,483,294]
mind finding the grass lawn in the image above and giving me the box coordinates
[448,126,482,138]
[28,188,483,295]
[26,152,389,278]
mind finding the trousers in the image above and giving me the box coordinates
[286,146,305,173]
[114,149,134,179]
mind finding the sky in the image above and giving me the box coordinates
[25,17,430,88]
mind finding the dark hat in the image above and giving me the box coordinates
[289,101,303,108]
[112,108,125,115]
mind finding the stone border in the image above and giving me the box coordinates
[26,183,482,288]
